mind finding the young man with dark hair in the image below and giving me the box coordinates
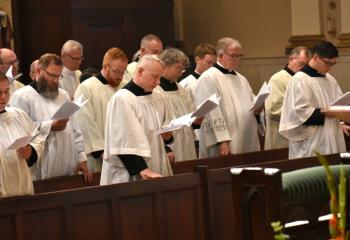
[280,41,347,158]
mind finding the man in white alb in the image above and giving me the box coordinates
[101,54,173,185]
[180,43,216,100]
[0,48,24,94]
[158,48,198,161]
[280,41,347,159]
[10,53,92,182]
[124,34,163,82]
[194,37,261,158]
[264,46,311,150]
[0,73,43,197]
[74,47,128,172]
[59,40,84,99]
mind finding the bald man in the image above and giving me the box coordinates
[0,48,24,94]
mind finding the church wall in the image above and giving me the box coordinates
[176,0,292,58]
[175,0,350,93]
[238,55,350,93]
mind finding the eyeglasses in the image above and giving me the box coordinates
[66,53,84,61]
[41,68,63,79]
[320,57,336,67]
[224,52,243,60]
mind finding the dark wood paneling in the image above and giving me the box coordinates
[23,208,65,240]
[119,194,157,240]
[0,215,15,240]
[12,0,174,83]
[73,201,111,239]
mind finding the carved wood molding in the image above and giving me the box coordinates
[285,34,325,54]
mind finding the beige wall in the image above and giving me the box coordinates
[177,0,292,58]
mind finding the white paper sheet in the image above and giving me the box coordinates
[51,95,89,120]
[250,82,271,111]
[156,113,195,135]
[6,123,41,150]
[5,65,23,83]
[331,92,350,106]
[156,94,220,134]
[191,93,220,118]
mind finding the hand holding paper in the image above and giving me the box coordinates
[330,92,350,106]
[51,95,89,120]
[250,82,271,111]
[6,65,22,83]
[156,94,220,134]
[6,123,41,150]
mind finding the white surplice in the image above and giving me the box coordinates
[179,74,198,101]
[0,107,44,197]
[9,85,87,180]
[123,61,137,82]
[194,65,260,158]
[74,76,127,171]
[59,66,81,99]
[9,80,24,95]
[264,69,290,150]
[101,89,173,185]
[156,83,197,161]
[279,71,346,159]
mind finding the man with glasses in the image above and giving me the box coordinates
[59,40,84,99]
[264,46,311,150]
[194,37,261,158]
[9,53,92,183]
[74,47,128,172]
[280,41,347,158]
[157,48,198,162]
[0,48,24,94]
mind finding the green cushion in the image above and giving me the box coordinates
[282,165,350,204]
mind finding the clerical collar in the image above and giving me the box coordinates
[301,64,326,77]
[159,77,178,91]
[214,63,236,75]
[0,109,6,114]
[123,80,151,96]
[191,71,200,79]
[283,65,295,76]
[95,73,109,85]
[29,80,39,93]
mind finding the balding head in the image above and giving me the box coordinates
[134,54,164,92]
[30,59,39,81]
[140,34,163,57]
[0,48,19,75]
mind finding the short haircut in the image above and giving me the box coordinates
[216,37,242,56]
[290,46,311,58]
[312,41,338,58]
[0,48,16,64]
[137,54,164,69]
[159,48,189,66]
[194,43,216,58]
[38,53,62,69]
[61,40,83,54]
[140,34,162,48]
[102,47,128,67]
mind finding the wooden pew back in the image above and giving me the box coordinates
[0,173,207,240]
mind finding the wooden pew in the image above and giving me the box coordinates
[0,172,208,240]
[0,153,345,240]
[32,148,288,194]
[196,153,345,240]
[33,172,101,194]
[171,148,288,174]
